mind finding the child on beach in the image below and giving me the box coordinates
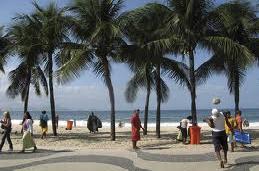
[131,109,144,149]
[224,111,236,152]
[0,111,13,152]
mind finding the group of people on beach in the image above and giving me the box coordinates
[130,107,247,168]
[0,110,55,153]
[0,106,248,169]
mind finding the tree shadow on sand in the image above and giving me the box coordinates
[0,155,150,171]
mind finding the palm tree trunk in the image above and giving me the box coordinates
[234,72,240,112]
[23,72,31,113]
[48,51,57,136]
[156,64,161,138]
[102,57,116,141]
[189,50,197,125]
[144,78,151,135]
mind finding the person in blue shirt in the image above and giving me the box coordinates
[40,111,49,139]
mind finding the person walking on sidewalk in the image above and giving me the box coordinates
[21,112,37,153]
[131,109,145,149]
[204,109,233,168]
[0,111,13,152]
[40,111,49,139]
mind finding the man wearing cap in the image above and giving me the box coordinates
[204,108,233,168]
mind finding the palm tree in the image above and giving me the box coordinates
[30,2,71,135]
[120,7,189,138]
[7,17,48,113]
[125,63,170,136]
[58,0,126,140]
[132,0,254,125]
[196,1,257,112]
[0,26,9,73]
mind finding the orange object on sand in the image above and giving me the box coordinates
[190,126,201,144]
[66,120,73,130]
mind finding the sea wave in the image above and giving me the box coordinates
[11,120,259,128]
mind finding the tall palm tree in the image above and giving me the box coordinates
[120,6,189,138]
[132,0,254,125]
[196,1,257,112]
[125,63,170,135]
[7,17,48,113]
[58,0,126,140]
[30,2,71,135]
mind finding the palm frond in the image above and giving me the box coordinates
[57,48,94,84]
[203,36,255,65]
[161,57,191,90]
[125,72,147,103]
[195,54,225,85]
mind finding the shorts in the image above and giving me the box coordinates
[227,132,236,144]
[181,128,187,139]
[41,127,48,133]
[212,131,228,152]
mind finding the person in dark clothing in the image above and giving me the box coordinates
[87,112,102,133]
[0,111,13,152]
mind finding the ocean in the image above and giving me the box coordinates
[5,108,259,127]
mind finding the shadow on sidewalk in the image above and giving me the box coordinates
[225,155,259,171]
[136,150,217,162]
[0,149,72,160]
[0,155,150,171]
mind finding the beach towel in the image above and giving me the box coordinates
[131,113,141,141]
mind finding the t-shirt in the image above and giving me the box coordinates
[211,112,225,132]
[23,119,33,134]
[225,117,236,135]
[40,114,49,122]
[180,119,190,129]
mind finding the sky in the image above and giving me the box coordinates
[0,0,259,111]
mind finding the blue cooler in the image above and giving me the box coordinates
[234,131,251,144]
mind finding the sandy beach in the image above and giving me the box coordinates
[1,124,259,171]
[2,123,258,152]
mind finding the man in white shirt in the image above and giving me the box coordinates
[204,109,232,168]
